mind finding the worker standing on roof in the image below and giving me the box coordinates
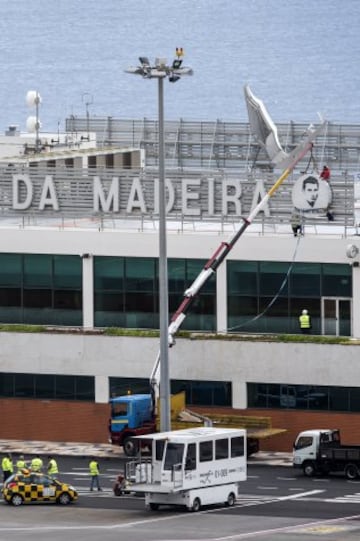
[299,309,311,334]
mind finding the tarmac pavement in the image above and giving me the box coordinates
[0,439,293,466]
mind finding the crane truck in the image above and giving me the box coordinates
[109,84,326,457]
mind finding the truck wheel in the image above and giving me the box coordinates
[149,503,159,511]
[225,492,236,507]
[123,437,137,457]
[191,497,201,512]
[303,462,316,477]
[345,464,359,480]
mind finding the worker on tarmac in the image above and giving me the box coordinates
[16,454,27,472]
[1,453,13,482]
[47,455,59,479]
[299,309,311,334]
[31,454,43,472]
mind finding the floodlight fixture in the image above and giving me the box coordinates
[172,59,182,69]
[26,90,42,152]
[139,56,150,67]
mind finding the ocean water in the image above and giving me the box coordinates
[0,0,359,133]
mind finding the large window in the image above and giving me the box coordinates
[95,256,216,331]
[248,382,360,412]
[0,254,82,325]
[0,372,94,401]
[109,377,232,407]
[228,261,351,335]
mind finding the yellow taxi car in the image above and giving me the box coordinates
[2,470,78,506]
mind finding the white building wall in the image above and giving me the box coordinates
[0,331,359,405]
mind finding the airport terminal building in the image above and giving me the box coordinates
[1,117,360,450]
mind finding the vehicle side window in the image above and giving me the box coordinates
[231,436,244,457]
[294,436,313,450]
[185,443,196,470]
[215,438,229,460]
[200,441,213,462]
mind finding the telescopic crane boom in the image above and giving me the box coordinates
[150,86,326,404]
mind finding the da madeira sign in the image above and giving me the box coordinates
[7,172,278,218]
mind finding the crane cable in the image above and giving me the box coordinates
[226,233,302,332]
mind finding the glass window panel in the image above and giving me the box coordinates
[349,388,360,412]
[0,373,14,396]
[95,292,124,311]
[290,263,321,296]
[54,290,82,310]
[125,292,155,313]
[0,288,21,306]
[14,373,35,397]
[23,289,52,308]
[200,441,213,462]
[55,375,75,399]
[259,262,289,296]
[24,255,52,287]
[227,261,258,295]
[126,258,155,291]
[54,256,82,288]
[329,387,349,411]
[0,254,22,286]
[35,374,55,398]
[231,436,244,457]
[94,257,124,290]
[322,264,352,296]
[75,376,95,400]
[168,259,186,293]
[109,377,149,397]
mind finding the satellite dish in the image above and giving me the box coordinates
[346,244,359,259]
[26,115,41,133]
[26,90,42,107]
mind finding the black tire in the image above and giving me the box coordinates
[303,462,316,477]
[191,497,201,512]
[11,494,24,506]
[345,463,359,480]
[225,492,236,507]
[149,502,159,511]
[123,436,137,457]
[58,492,71,505]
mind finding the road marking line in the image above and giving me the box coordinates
[277,489,324,501]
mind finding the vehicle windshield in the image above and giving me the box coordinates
[294,436,313,450]
[163,443,184,470]
[111,402,128,416]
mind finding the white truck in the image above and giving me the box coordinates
[293,428,360,479]
[125,426,247,511]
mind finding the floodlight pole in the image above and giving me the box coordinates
[157,74,171,432]
[126,55,192,432]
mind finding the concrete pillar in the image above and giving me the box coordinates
[232,379,247,409]
[95,375,109,403]
[82,255,94,329]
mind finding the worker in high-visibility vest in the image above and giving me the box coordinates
[31,455,43,472]
[1,454,13,482]
[89,458,102,491]
[299,309,311,334]
[16,455,27,472]
[47,455,59,479]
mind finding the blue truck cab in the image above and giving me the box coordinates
[109,394,156,456]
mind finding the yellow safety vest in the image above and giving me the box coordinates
[2,457,13,472]
[16,459,26,471]
[48,459,58,475]
[299,314,311,329]
[89,460,99,475]
[31,457,43,471]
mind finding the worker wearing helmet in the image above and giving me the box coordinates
[299,309,311,334]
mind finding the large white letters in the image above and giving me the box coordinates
[126,177,146,213]
[222,180,242,215]
[39,175,59,210]
[181,178,201,216]
[93,176,119,212]
[251,179,270,217]
[12,174,33,210]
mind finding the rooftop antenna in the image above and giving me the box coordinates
[82,92,93,141]
[26,90,42,152]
